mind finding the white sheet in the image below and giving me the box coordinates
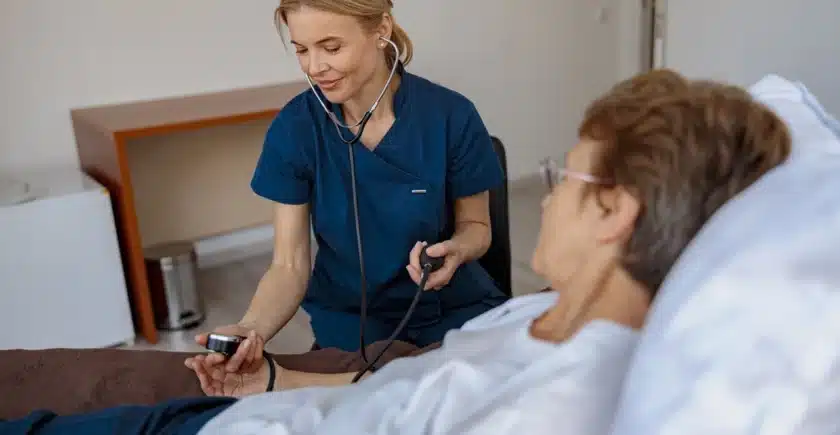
[199,291,640,435]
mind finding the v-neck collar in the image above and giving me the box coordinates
[330,62,410,123]
[325,62,412,152]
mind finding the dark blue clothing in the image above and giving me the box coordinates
[0,396,234,434]
[305,294,502,350]
[251,68,509,351]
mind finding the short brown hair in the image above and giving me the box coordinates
[578,69,791,294]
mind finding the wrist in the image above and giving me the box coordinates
[238,319,267,339]
[454,240,469,264]
[447,237,472,265]
[452,223,491,262]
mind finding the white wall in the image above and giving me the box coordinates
[663,0,840,115]
[0,0,635,181]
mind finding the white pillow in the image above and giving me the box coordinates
[610,76,840,435]
[748,74,840,158]
[796,80,840,137]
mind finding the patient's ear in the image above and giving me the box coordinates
[594,186,640,244]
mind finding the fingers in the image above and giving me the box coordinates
[409,241,425,270]
[225,337,251,373]
[189,329,268,396]
[194,332,209,346]
[215,325,249,345]
[208,364,226,383]
[243,330,264,373]
[195,323,247,346]
[190,334,265,378]
[191,355,216,395]
[224,331,266,373]
[201,355,230,395]
[423,241,451,258]
[243,332,255,370]
[409,260,452,291]
[423,256,459,291]
[406,264,422,286]
[253,333,265,369]
[407,240,463,291]
[423,271,450,290]
[204,352,227,367]
[407,241,425,284]
[406,241,425,287]
[185,354,223,371]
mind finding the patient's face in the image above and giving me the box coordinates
[531,139,606,285]
[285,6,384,104]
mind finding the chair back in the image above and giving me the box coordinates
[478,136,513,297]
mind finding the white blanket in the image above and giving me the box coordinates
[199,291,639,435]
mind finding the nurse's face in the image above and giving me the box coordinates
[285,6,387,104]
[531,139,630,287]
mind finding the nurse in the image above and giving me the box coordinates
[194,0,508,371]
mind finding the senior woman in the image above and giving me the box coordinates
[1,69,792,434]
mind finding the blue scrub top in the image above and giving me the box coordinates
[251,68,507,330]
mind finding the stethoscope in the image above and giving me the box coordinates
[304,36,401,146]
[304,37,423,380]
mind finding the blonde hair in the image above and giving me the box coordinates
[275,0,413,68]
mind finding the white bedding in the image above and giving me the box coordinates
[199,291,640,435]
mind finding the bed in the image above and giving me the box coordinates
[0,339,437,419]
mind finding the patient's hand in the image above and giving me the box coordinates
[185,353,280,398]
[190,325,266,374]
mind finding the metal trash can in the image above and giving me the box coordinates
[144,241,206,330]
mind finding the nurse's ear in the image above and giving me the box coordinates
[374,12,394,46]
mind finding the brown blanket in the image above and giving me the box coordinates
[0,340,438,419]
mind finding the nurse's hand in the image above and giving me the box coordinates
[407,240,464,291]
[188,324,266,374]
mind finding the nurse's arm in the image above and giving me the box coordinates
[450,191,493,262]
[239,202,312,340]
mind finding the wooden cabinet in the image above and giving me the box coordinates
[71,81,307,344]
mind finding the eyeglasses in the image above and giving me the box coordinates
[539,157,611,190]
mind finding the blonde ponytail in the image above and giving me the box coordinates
[387,22,413,68]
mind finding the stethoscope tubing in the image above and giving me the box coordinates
[304,37,403,365]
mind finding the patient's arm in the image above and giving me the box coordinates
[278,341,443,389]
[189,355,371,398]
[273,341,443,391]
[280,367,371,390]
[189,339,442,397]
[272,341,440,391]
